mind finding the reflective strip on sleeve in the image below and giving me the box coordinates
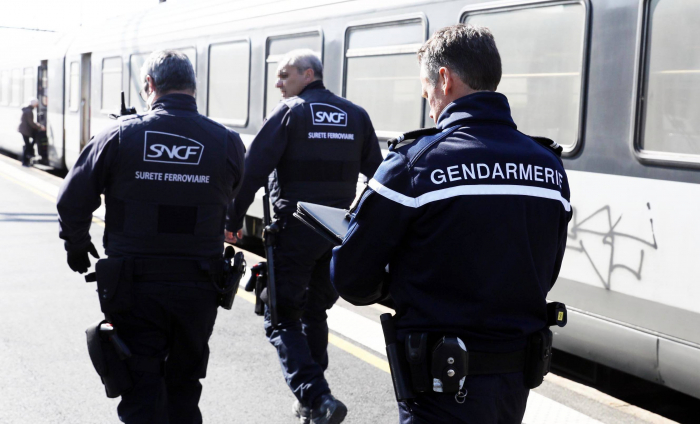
[368,179,571,212]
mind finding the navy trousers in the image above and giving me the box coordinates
[264,218,339,408]
[110,282,219,424]
[398,373,529,424]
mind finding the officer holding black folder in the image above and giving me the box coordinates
[331,25,572,424]
[226,49,382,424]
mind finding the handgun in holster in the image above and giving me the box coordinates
[244,262,268,316]
[217,245,247,310]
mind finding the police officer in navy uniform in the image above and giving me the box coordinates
[331,25,572,424]
[226,49,382,424]
[57,50,245,423]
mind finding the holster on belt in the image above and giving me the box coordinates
[85,258,134,314]
[216,246,247,310]
[380,313,416,402]
[85,320,133,398]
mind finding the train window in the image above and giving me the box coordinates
[208,40,250,126]
[265,32,322,118]
[0,71,9,105]
[344,18,425,135]
[129,53,150,112]
[639,0,700,160]
[11,69,22,106]
[101,56,123,112]
[463,3,587,151]
[23,68,36,105]
[69,62,79,112]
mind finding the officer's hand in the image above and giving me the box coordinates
[67,242,100,274]
[225,229,243,244]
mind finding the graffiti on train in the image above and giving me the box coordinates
[566,202,658,290]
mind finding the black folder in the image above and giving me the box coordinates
[293,202,350,245]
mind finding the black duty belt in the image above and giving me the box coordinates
[465,350,526,375]
[85,257,218,284]
[131,258,214,283]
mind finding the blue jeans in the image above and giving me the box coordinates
[264,218,339,407]
[398,373,529,424]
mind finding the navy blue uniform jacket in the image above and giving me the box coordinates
[57,94,245,255]
[331,92,572,353]
[226,81,382,232]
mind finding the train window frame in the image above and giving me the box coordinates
[23,67,36,105]
[341,13,428,140]
[68,61,80,113]
[100,56,123,114]
[460,0,591,157]
[206,37,252,128]
[128,52,152,111]
[0,70,9,106]
[10,68,22,107]
[632,0,700,169]
[263,27,324,120]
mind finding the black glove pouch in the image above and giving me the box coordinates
[86,320,133,398]
[524,328,553,389]
[95,258,134,314]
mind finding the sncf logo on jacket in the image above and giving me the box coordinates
[143,131,204,165]
[310,103,348,127]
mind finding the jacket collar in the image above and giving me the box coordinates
[151,93,198,113]
[436,92,516,130]
[299,80,326,95]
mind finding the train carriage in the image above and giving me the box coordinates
[1,0,698,401]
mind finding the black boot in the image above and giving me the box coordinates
[310,394,347,424]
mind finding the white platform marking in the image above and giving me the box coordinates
[524,392,604,424]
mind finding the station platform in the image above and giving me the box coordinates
[0,154,676,424]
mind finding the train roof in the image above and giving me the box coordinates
[65,0,436,55]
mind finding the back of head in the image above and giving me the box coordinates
[29,98,39,108]
[279,49,324,81]
[141,50,196,95]
[417,24,502,91]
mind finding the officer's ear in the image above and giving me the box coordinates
[438,67,450,96]
[303,67,315,83]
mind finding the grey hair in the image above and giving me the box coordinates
[279,49,323,80]
[29,98,39,107]
[140,50,196,94]
[417,24,501,91]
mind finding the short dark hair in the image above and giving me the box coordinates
[417,24,502,91]
[141,50,196,94]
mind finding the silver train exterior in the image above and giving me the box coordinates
[1,0,698,400]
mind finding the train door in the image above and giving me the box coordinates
[36,61,49,165]
[64,53,91,168]
[79,53,91,151]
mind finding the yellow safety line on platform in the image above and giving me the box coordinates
[2,166,390,374]
[0,171,57,203]
[236,288,390,374]
[0,169,106,228]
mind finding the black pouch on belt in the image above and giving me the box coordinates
[406,332,431,393]
[524,328,553,389]
[86,320,133,398]
[92,258,134,314]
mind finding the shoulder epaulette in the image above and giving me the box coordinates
[530,136,563,157]
[387,127,441,150]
